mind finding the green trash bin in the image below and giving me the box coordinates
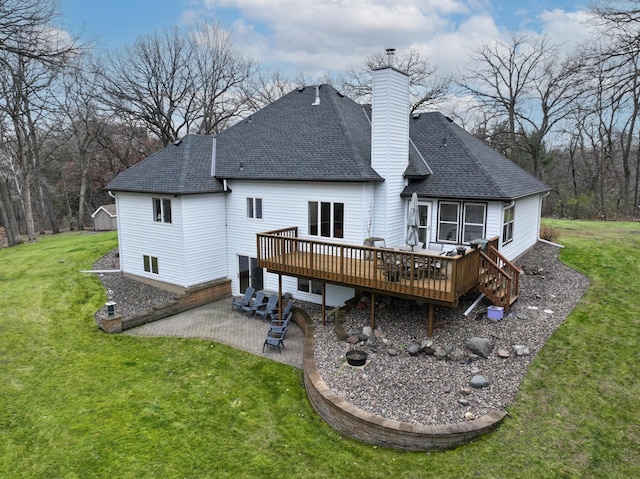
[470,238,489,252]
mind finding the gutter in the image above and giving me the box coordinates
[538,191,564,248]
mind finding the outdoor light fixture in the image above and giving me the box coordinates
[105,301,116,317]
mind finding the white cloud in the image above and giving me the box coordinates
[193,0,597,80]
[538,9,597,51]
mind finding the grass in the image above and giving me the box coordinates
[0,223,638,478]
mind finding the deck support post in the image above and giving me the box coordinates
[370,292,376,330]
[278,274,283,321]
[321,282,326,326]
[428,302,434,338]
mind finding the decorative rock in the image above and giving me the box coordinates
[458,398,470,406]
[468,354,480,361]
[362,326,373,339]
[346,335,360,344]
[466,337,494,358]
[387,348,399,356]
[355,301,367,309]
[448,347,466,362]
[497,348,511,358]
[433,346,447,360]
[513,345,530,356]
[406,343,421,356]
[464,412,476,420]
[460,387,472,396]
[470,375,489,388]
[470,366,481,375]
[421,339,435,355]
[360,295,371,304]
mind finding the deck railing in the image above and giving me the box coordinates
[257,227,482,306]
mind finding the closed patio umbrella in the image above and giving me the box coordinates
[405,192,420,250]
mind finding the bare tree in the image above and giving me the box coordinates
[339,47,449,112]
[96,21,255,146]
[0,0,80,64]
[0,52,64,240]
[457,33,551,168]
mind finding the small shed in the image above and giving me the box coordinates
[91,204,117,231]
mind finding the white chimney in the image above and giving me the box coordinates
[370,49,410,246]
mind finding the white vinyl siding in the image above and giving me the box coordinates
[182,194,227,285]
[117,192,187,286]
[224,180,365,305]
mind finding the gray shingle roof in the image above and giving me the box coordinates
[403,112,550,200]
[214,85,381,182]
[106,135,224,195]
[106,85,549,201]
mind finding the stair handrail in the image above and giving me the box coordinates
[486,245,521,299]
[477,251,513,311]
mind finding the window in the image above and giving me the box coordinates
[503,203,515,245]
[437,201,487,244]
[298,278,323,295]
[143,255,159,274]
[462,203,486,243]
[152,197,172,223]
[437,202,460,243]
[308,201,344,238]
[238,255,263,292]
[246,197,263,219]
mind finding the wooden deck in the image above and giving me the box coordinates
[257,227,485,308]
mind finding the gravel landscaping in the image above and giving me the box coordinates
[94,241,589,426]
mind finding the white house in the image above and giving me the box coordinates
[106,58,549,309]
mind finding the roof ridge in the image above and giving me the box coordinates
[438,114,503,193]
[326,85,369,173]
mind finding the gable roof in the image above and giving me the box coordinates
[106,135,224,195]
[91,204,117,218]
[214,85,382,182]
[403,112,550,200]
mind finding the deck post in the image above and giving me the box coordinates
[321,282,326,326]
[278,274,283,321]
[428,302,434,338]
[370,292,376,330]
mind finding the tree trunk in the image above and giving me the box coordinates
[77,168,88,230]
[0,179,21,246]
[39,182,59,233]
[21,175,37,241]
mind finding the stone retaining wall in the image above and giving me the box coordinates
[98,278,231,333]
[292,308,508,451]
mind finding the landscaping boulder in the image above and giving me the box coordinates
[466,337,494,358]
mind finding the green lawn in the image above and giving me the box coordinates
[0,224,638,478]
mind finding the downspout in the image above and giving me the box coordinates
[537,191,564,248]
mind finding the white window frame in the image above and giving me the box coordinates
[502,203,515,245]
[152,197,172,224]
[143,255,159,274]
[462,203,487,243]
[308,201,344,239]
[437,201,487,244]
[437,201,460,244]
[246,197,263,219]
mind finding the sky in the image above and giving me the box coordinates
[58,0,598,79]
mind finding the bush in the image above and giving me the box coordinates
[540,223,558,242]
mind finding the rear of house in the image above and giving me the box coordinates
[106,55,549,307]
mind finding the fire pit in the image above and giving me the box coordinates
[345,350,368,367]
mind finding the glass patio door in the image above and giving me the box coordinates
[238,255,264,293]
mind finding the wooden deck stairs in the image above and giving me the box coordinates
[476,244,521,311]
